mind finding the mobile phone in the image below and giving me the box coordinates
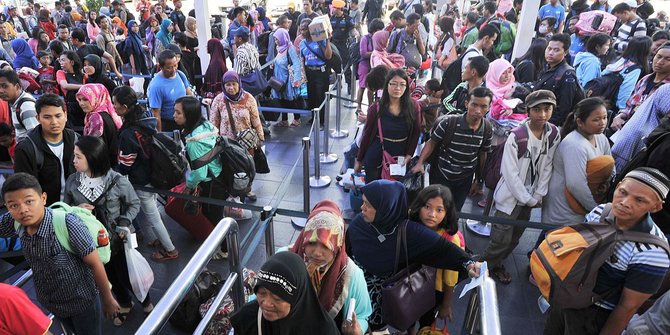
[346,298,356,322]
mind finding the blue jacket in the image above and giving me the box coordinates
[574,51,602,87]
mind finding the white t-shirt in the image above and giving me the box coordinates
[461,46,483,72]
[524,126,546,193]
[47,139,65,200]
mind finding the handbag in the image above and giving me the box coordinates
[268,76,286,92]
[253,146,270,174]
[239,68,268,96]
[225,99,259,151]
[417,320,450,335]
[381,220,437,330]
[377,118,398,181]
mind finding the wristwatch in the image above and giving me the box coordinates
[463,260,475,271]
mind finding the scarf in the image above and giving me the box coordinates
[112,16,127,36]
[230,252,339,335]
[485,58,515,99]
[156,18,173,48]
[77,83,123,136]
[10,38,39,70]
[274,28,291,54]
[256,7,271,32]
[123,20,143,57]
[222,70,245,102]
[290,200,348,317]
[203,38,227,94]
[83,54,106,83]
[185,16,197,38]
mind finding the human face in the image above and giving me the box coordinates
[39,55,50,67]
[100,17,109,30]
[0,24,6,35]
[237,11,248,24]
[173,102,186,125]
[167,24,174,33]
[256,287,291,321]
[225,81,240,96]
[174,0,182,9]
[652,39,668,54]
[484,33,498,51]
[545,41,567,66]
[406,21,419,34]
[387,75,407,99]
[154,5,163,14]
[73,145,90,173]
[577,105,608,135]
[461,63,474,81]
[528,103,554,129]
[89,11,97,21]
[360,194,377,223]
[596,40,611,56]
[465,96,491,121]
[614,11,630,23]
[59,54,74,72]
[0,77,22,101]
[653,48,670,75]
[419,197,446,231]
[76,95,94,113]
[83,59,96,76]
[612,179,664,229]
[58,28,69,41]
[187,20,196,31]
[39,32,49,43]
[112,96,128,116]
[281,19,291,30]
[37,105,67,138]
[161,57,178,78]
[303,1,312,12]
[131,24,140,33]
[304,242,335,267]
[5,188,47,229]
[499,68,512,85]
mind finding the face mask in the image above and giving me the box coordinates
[539,25,548,34]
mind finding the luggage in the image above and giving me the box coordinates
[575,10,617,36]
[165,183,215,241]
[309,15,333,42]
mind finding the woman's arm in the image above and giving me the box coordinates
[405,101,422,156]
[115,176,140,226]
[356,104,379,162]
[56,70,84,91]
[407,222,471,271]
[562,140,598,212]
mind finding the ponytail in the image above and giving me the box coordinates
[561,97,607,139]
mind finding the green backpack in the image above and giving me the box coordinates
[14,202,112,264]
[495,20,516,56]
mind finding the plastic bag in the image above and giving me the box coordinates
[403,172,424,205]
[126,242,154,302]
[129,77,145,95]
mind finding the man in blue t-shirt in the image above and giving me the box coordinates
[299,19,332,127]
[147,49,194,132]
[538,0,566,32]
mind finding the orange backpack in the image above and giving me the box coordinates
[530,204,670,309]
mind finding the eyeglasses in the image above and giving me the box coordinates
[388,82,407,88]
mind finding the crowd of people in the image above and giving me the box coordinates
[0,0,669,334]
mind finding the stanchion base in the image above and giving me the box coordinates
[320,153,338,164]
[466,219,491,237]
[309,176,331,188]
[330,129,349,138]
[291,218,307,229]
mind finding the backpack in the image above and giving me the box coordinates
[535,64,585,108]
[257,31,271,57]
[25,129,79,171]
[427,115,492,172]
[124,9,135,25]
[483,123,559,190]
[190,136,256,197]
[441,48,480,94]
[169,270,223,332]
[575,10,617,36]
[143,131,188,190]
[14,95,36,129]
[492,20,516,56]
[530,204,670,309]
[0,236,20,253]
[14,202,112,264]
[584,64,641,110]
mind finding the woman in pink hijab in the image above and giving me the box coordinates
[370,30,405,69]
[486,58,526,122]
[76,83,123,165]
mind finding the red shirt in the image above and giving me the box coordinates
[0,284,51,335]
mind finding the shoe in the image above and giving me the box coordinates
[113,303,134,326]
[245,192,257,202]
[142,302,154,314]
[478,199,487,208]
[290,119,301,127]
[276,120,289,127]
[151,249,179,261]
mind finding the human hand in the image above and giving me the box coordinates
[78,203,95,211]
[341,311,362,335]
[610,114,626,131]
[356,110,367,123]
[410,162,425,174]
[438,304,453,322]
[467,261,482,278]
[469,182,482,196]
[502,108,513,117]
[102,295,121,319]
[354,160,362,173]
[115,71,123,80]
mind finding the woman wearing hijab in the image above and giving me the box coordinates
[112,16,128,37]
[255,7,271,34]
[155,18,173,57]
[272,28,305,127]
[123,20,149,76]
[76,83,123,166]
[202,38,227,98]
[286,200,372,334]
[612,84,670,172]
[230,252,340,335]
[184,16,198,51]
[486,58,527,127]
[10,39,39,70]
[346,180,480,331]
[83,54,117,95]
[210,70,264,202]
[370,30,405,69]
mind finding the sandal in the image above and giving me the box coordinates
[290,119,301,127]
[212,250,228,260]
[245,192,257,202]
[276,120,289,127]
[151,249,179,261]
[142,302,154,314]
[113,303,134,327]
[490,266,512,285]
[147,239,162,248]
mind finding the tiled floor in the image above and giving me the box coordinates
[3,87,549,334]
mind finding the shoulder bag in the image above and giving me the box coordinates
[381,220,437,330]
[224,99,259,151]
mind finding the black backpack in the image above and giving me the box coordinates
[124,9,135,25]
[146,131,188,190]
[441,48,480,94]
[169,270,223,332]
[191,136,256,197]
[584,65,641,111]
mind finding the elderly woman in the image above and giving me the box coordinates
[76,83,123,166]
[271,28,304,128]
[230,252,340,335]
[283,200,372,334]
[346,180,480,331]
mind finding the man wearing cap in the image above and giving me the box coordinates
[330,0,356,92]
[227,7,248,53]
[233,26,261,78]
[481,90,561,285]
[6,5,30,39]
[544,167,670,335]
[612,1,647,54]
[283,1,301,41]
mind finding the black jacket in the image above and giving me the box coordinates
[13,126,77,205]
[114,116,157,186]
[533,60,583,126]
[645,118,670,232]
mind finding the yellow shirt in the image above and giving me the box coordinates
[434,228,465,291]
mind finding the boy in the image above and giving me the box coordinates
[481,90,561,284]
[0,173,120,334]
[36,51,57,95]
[349,0,363,37]
[413,78,443,138]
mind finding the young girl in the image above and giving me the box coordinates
[63,136,152,326]
[408,185,465,330]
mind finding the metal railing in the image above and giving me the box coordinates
[134,218,244,335]
[462,273,502,335]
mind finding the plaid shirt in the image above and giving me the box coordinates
[0,209,97,318]
[620,73,670,118]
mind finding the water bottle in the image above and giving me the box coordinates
[97,229,109,247]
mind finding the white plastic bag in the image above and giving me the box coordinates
[129,77,145,95]
[125,242,154,302]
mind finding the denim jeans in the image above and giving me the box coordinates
[60,295,102,335]
[135,185,176,251]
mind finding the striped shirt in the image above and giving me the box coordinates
[613,17,647,53]
[233,43,261,77]
[586,204,670,310]
[0,209,97,318]
[431,114,492,181]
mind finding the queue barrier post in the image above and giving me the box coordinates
[310,108,331,188]
[261,205,275,258]
[292,137,311,227]
[320,91,338,164]
[331,74,350,139]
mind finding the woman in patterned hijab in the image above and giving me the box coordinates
[76,83,123,165]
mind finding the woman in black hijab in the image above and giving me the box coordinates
[83,54,117,95]
[230,252,340,335]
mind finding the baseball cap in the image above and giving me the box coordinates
[234,26,250,38]
[288,1,295,8]
[7,5,16,10]
[333,0,346,9]
[525,90,556,108]
[623,0,639,8]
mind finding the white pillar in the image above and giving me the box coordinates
[195,1,213,76]
[511,0,541,61]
